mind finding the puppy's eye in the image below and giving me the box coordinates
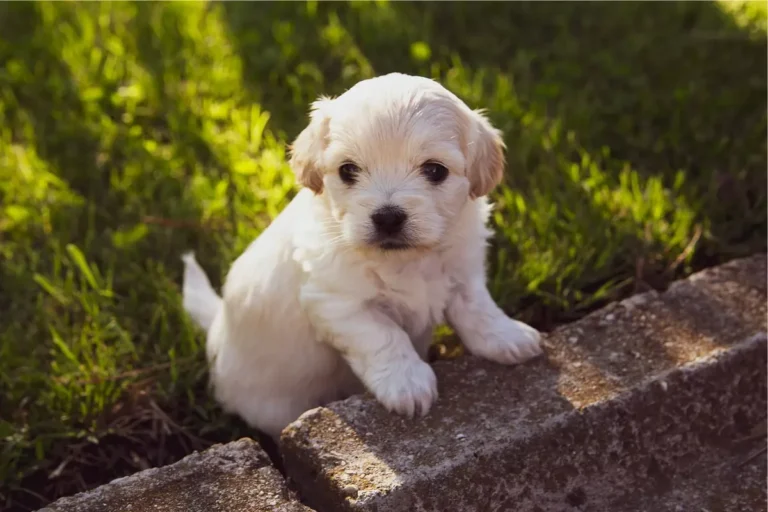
[339,163,360,185]
[421,161,449,184]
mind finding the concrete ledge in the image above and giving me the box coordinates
[280,255,767,511]
[41,438,312,512]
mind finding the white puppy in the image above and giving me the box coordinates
[182,73,542,439]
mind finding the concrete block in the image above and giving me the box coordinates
[280,255,767,511]
[41,438,313,512]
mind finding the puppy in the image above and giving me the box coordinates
[182,73,542,439]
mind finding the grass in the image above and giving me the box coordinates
[0,1,765,509]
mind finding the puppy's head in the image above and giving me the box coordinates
[290,73,505,251]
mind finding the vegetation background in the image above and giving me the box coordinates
[1,1,765,509]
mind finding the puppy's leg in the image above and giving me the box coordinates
[447,278,542,365]
[302,288,438,417]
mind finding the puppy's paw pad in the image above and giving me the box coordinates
[368,359,438,418]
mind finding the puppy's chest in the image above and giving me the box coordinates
[369,258,453,335]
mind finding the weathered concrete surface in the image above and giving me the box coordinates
[41,438,313,512]
[280,254,768,511]
[614,436,766,512]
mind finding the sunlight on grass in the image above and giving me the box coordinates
[717,0,767,32]
[0,1,292,490]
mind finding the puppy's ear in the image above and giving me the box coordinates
[465,110,505,199]
[290,98,332,194]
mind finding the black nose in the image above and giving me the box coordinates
[371,206,407,236]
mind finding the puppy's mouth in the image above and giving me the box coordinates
[367,233,415,251]
[377,239,413,251]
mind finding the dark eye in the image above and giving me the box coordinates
[421,161,449,184]
[339,163,360,185]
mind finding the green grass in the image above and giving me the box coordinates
[0,1,765,508]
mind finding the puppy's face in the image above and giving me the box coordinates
[290,73,505,252]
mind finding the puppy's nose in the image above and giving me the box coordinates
[371,206,407,236]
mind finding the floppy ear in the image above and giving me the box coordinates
[465,110,505,199]
[290,98,333,194]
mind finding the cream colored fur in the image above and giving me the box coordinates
[182,73,541,439]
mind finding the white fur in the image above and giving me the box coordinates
[181,252,222,332]
[182,73,542,439]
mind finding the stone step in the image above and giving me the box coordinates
[280,255,767,512]
[40,438,312,512]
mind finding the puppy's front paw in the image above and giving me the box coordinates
[466,316,542,365]
[366,358,438,417]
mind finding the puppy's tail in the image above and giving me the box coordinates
[181,252,223,332]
